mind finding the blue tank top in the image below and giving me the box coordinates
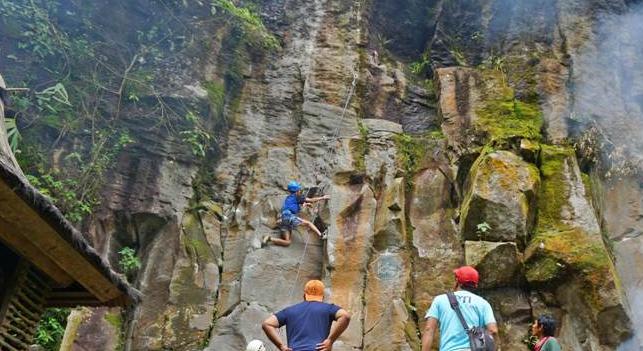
[282,193,305,215]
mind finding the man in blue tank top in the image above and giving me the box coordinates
[421,266,499,351]
[262,280,351,351]
[263,180,330,247]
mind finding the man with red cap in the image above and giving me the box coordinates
[421,266,499,351]
[262,280,351,351]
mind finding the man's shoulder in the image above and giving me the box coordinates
[429,293,449,307]
[318,301,341,310]
[280,301,305,312]
[283,302,341,317]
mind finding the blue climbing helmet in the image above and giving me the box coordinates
[287,180,302,192]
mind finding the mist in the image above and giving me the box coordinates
[572,3,643,176]
[570,3,643,350]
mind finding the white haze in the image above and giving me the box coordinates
[570,3,643,350]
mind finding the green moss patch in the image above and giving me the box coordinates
[351,121,369,172]
[525,255,563,284]
[104,311,122,330]
[102,311,123,351]
[204,81,225,111]
[526,228,613,311]
[535,145,575,233]
[474,70,543,143]
[475,97,543,142]
[394,131,444,175]
[529,229,610,277]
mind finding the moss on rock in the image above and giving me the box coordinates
[204,81,225,111]
[535,145,575,233]
[351,121,369,172]
[528,143,625,319]
[525,228,613,312]
[394,132,443,175]
[104,311,123,351]
[460,150,539,244]
[525,255,563,284]
[474,70,543,143]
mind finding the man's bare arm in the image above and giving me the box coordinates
[421,318,438,351]
[329,309,351,342]
[316,309,351,351]
[486,322,499,350]
[306,195,330,203]
[262,315,291,351]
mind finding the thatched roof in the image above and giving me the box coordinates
[0,73,140,306]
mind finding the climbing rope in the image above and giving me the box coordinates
[315,70,359,181]
[285,227,313,302]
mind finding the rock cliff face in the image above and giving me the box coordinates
[2,0,643,350]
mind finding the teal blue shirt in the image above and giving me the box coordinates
[425,291,496,351]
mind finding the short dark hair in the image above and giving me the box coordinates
[537,314,557,337]
[459,282,477,291]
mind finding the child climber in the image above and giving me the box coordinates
[263,181,330,247]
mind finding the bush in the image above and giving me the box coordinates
[118,246,141,275]
[34,308,69,351]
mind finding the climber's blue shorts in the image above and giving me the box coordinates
[280,212,302,230]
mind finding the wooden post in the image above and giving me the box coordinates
[59,308,92,351]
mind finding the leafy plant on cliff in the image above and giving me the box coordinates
[522,327,538,350]
[4,117,21,153]
[481,52,507,84]
[181,111,214,158]
[476,222,491,240]
[0,0,94,64]
[409,52,432,77]
[211,0,279,50]
[21,130,133,223]
[34,82,78,132]
[118,246,141,275]
[27,173,93,223]
[34,308,69,351]
[351,121,369,172]
[395,134,422,177]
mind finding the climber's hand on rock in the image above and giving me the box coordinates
[279,345,292,351]
[316,338,332,351]
[322,195,330,200]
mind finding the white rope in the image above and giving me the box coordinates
[314,70,359,184]
[330,71,358,150]
[286,228,312,302]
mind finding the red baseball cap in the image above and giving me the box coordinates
[454,266,479,287]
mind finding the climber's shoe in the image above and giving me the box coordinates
[261,235,271,247]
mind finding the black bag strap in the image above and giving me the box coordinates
[447,292,471,333]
